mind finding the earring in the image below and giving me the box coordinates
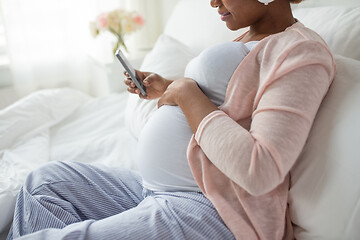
[257,0,274,5]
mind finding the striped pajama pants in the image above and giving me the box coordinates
[7,161,235,240]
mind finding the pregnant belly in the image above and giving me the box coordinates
[136,105,200,192]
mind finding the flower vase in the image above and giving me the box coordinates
[112,35,128,55]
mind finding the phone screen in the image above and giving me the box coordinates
[115,48,147,96]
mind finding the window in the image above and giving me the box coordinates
[0,26,10,66]
[0,4,8,64]
[0,2,12,87]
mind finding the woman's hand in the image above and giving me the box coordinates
[157,78,198,107]
[158,78,218,133]
[124,70,172,100]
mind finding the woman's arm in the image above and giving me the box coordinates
[191,63,333,196]
[161,43,334,197]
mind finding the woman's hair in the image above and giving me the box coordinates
[289,0,303,3]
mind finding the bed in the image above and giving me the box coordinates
[1,0,360,239]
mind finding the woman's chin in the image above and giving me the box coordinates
[226,23,241,31]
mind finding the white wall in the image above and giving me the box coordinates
[125,0,180,56]
[159,0,181,30]
[294,0,359,7]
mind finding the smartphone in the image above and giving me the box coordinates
[115,48,147,96]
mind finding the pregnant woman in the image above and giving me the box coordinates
[7,0,335,239]
[136,40,257,193]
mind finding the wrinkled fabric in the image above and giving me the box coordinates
[7,161,235,240]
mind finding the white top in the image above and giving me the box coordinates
[137,41,258,192]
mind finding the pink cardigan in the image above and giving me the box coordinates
[187,22,336,240]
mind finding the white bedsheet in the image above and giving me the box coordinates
[0,88,136,233]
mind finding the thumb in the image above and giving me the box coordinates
[143,73,158,85]
[135,70,150,81]
[143,78,150,86]
[157,97,164,108]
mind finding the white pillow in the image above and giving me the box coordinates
[289,55,360,239]
[291,0,359,8]
[293,6,360,60]
[164,1,360,61]
[163,0,246,55]
[124,34,196,139]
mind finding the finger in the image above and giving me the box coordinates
[143,79,150,86]
[135,89,141,95]
[157,98,163,108]
[123,71,130,77]
[136,89,148,100]
[135,70,146,80]
[138,91,148,99]
[124,79,136,88]
[137,70,155,81]
[124,79,130,86]
[127,86,139,94]
[143,73,157,85]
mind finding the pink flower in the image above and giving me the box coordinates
[134,15,145,26]
[90,8,145,53]
[97,13,109,30]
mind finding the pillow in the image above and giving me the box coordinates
[163,0,246,55]
[293,6,360,60]
[289,55,360,239]
[124,34,196,139]
[291,0,359,8]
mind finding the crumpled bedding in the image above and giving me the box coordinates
[0,88,137,233]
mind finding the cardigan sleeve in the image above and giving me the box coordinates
[193,42,335,196]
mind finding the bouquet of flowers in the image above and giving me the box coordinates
[90,9,145,54]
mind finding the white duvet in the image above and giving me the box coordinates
[0,88,137,233]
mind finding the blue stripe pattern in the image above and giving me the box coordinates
[7,161,235,240]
